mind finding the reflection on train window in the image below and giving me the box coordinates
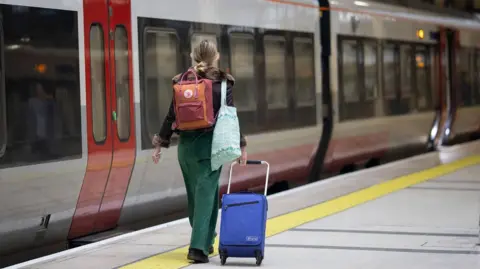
[341,40,360,103]
[294,37,315,107]
[0,25,5,158]
[400,45,412,98]
[230,33,256,111]
[143,30,178,141]
[383,44,397,99]
[114,26,130,141]
[364,42,378,100]
[264,35,287,109]
[415,48,429,109]
[90,25,107,143]
[191,33,217,67]
[458,48,473,107]
[1,6,81,167]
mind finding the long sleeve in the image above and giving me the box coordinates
[157,99,176,148]
[226,85,247,148]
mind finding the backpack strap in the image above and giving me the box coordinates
[220,79,227,107]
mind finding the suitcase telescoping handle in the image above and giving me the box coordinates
[227,160,270,196]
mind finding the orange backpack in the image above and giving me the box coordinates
[172,68,215,131]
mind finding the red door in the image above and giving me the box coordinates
[68,0,135,239]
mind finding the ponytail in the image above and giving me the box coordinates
[193,61,208,73]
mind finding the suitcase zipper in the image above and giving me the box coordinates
[225,201,259,210]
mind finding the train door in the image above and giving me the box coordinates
[309,0,333,182]
[69,0,135,239]
[437,28,458,145]
[429,29,447,149]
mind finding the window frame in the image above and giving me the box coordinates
[414,44,432,111]
[363,40,379,101]
[228,32,257,112]
[263,34,289,110]
[89,23,108,144]
[399,43,414,99]
[338,38,361,104]
[382,42,399,100]
[293,36,316,107]
[141,27,181,148]
[337,35,377,121]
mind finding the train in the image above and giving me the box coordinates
[0,0,479,265]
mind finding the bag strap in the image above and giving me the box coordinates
[220,80,227,107]
[177,68,200,98]
[178,68,198,84]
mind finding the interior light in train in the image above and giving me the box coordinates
[34,64,47,74]
[354,1,369,6]
[416,29,424,39]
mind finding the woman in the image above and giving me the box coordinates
[152,40,247,263]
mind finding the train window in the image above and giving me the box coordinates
[230,33,256,111]
[293,37,315,107]
[383,43,397,99]
[143,30,178,143]
[415,47,429,110]
[363,42,378,100]
[1,7,82,167]
[0,25,4,158]
[400,45,412,98]
[264,35,288,109]
[114,26,130,141]
[191,33,217,67]
[458,48,473,107]
[90,25,107,143]
[341,40,360,103]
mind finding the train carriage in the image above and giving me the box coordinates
[0,0,479,265]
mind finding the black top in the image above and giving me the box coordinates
[157,67,247,148]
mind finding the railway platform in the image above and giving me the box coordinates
[6,141,480,269]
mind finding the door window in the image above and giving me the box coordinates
[90,25,107,143]
[114,26,130,140]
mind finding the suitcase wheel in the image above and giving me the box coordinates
[255,250,263,266]
[219,249,227,266]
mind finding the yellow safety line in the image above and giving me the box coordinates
[121,155,480,269]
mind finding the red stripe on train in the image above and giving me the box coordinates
[220,131,389,194]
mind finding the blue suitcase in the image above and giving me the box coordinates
[219,160,270,266]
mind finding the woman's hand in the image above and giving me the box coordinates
[152,134,160,147]
[239,147,247,166]
[152,146,162,164]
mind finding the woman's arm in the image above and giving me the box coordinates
[153,100,176,148]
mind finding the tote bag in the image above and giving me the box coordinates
[211,80,242,171]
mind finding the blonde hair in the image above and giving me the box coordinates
[191,40,219,73]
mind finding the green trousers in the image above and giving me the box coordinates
[178,131,221,256]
